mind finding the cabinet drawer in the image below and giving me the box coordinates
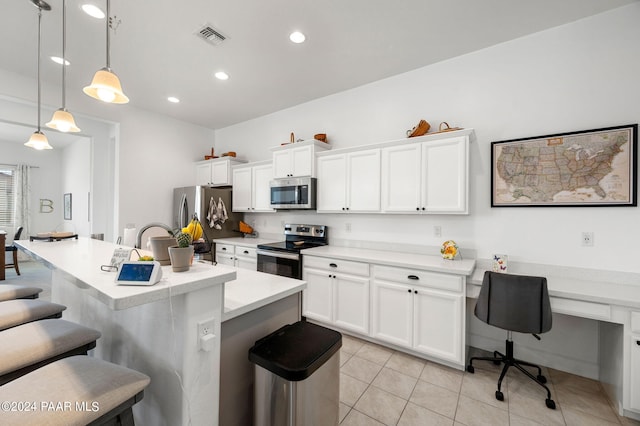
[304,256,369,277]
[235,246,257,259]
[632,311,640,334]
[216,243,235,254]
[373,265,463,292]
[549,298,611,321]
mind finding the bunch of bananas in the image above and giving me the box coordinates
[182,218,203,241]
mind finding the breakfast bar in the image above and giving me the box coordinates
[15,237,236,426]
[15,237,309,425]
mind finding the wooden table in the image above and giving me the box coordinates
[0,231,5,280]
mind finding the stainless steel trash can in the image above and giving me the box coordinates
[249,321,342,426]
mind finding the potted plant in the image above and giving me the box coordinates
[149,235,177,265]
[168,231,194,272]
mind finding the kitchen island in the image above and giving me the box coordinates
[15,237,235,426]
[16,237,307,425]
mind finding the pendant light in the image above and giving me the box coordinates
[46,0,80,132]
[25,1,53,150]
[83,0,129,104]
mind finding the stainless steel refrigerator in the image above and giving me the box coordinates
[173,186,243,245]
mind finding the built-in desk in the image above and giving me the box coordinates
[467,260,640,420]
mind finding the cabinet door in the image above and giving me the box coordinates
[252,164,274,212]
[303,268,333,323]
[317,154,347,212]
[196,162,212,186]
[348,149,381,212]
[232,168,252,212]
[211,161,230,186]
[272,150,292,178]
[216,252,235,266]
[292,145,313,177]
[334,274,369,335]
[381,144,422,212]
[423,137,468,213]
[371,280,413,348]
[631,335,640,411]
[235,257,257,270]
[413,288,463,364]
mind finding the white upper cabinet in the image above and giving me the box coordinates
[232,161,274,212]
[422,137,468,213]
[317,149,381,212]
[381,135,469,214]
[195,157,246,187]
[271,140,331,178]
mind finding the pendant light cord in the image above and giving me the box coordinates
[37,7,42,132]
[106,0,111,70]
[62,0,66,109]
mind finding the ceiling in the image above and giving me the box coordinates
[0,0,636,134]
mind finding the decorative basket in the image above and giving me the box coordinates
[406,120,431,138]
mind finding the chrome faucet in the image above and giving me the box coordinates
[135,222,174,248]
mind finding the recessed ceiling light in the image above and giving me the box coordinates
[167,96,180,103]
[50,56,70,66]
[81,4,105,19]
[214,71,229,81]
[289,31,306,44]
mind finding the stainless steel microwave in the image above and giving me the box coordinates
[270,177,316,210]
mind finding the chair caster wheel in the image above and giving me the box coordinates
[545,398,556,409]
[466,365,474,373]
[495,390,504,401]
[537,374,547,384]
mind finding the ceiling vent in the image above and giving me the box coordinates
[195,24,227,46]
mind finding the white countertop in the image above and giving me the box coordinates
[213,237,280,248]
[468,266,640,310]
[16,238,237,310]
[222,269,305,322]
[301,245,476,276]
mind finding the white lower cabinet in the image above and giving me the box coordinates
[372,265,464,365]
[303,256,370,335]
[215,243,257,270]
[630,312,640,411]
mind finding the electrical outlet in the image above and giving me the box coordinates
[197,318,216,351]
[345,223,352,232]
[581,232,594,247]
[434,225,442,238]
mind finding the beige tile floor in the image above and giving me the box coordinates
[339,334,640,426]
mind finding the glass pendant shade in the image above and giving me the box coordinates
[24,131,53,150]
[46,108,81,132]
[83,67,129,103]
[47,0,81,132]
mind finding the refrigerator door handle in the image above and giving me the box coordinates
[179,193,188,228]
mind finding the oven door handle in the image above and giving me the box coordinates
[256,249,300,261]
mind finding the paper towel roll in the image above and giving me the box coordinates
[123,227,137,248]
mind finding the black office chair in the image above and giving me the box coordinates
[467,271,556,409]
[5,226,23,276]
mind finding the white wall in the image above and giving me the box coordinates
[215,4,640,273]
[0,139,62,236]
[60,139,91,236]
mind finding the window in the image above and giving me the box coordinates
[0,165,15,229]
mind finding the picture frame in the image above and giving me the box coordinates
[491,124,637,207]
[63,193,72,220]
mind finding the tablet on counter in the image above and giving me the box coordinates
[115,261,163,286]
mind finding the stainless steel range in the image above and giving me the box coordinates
[256,224,328,279]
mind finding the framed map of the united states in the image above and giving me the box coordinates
[491,124,637,207]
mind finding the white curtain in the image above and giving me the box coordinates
[15,164,31,240]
